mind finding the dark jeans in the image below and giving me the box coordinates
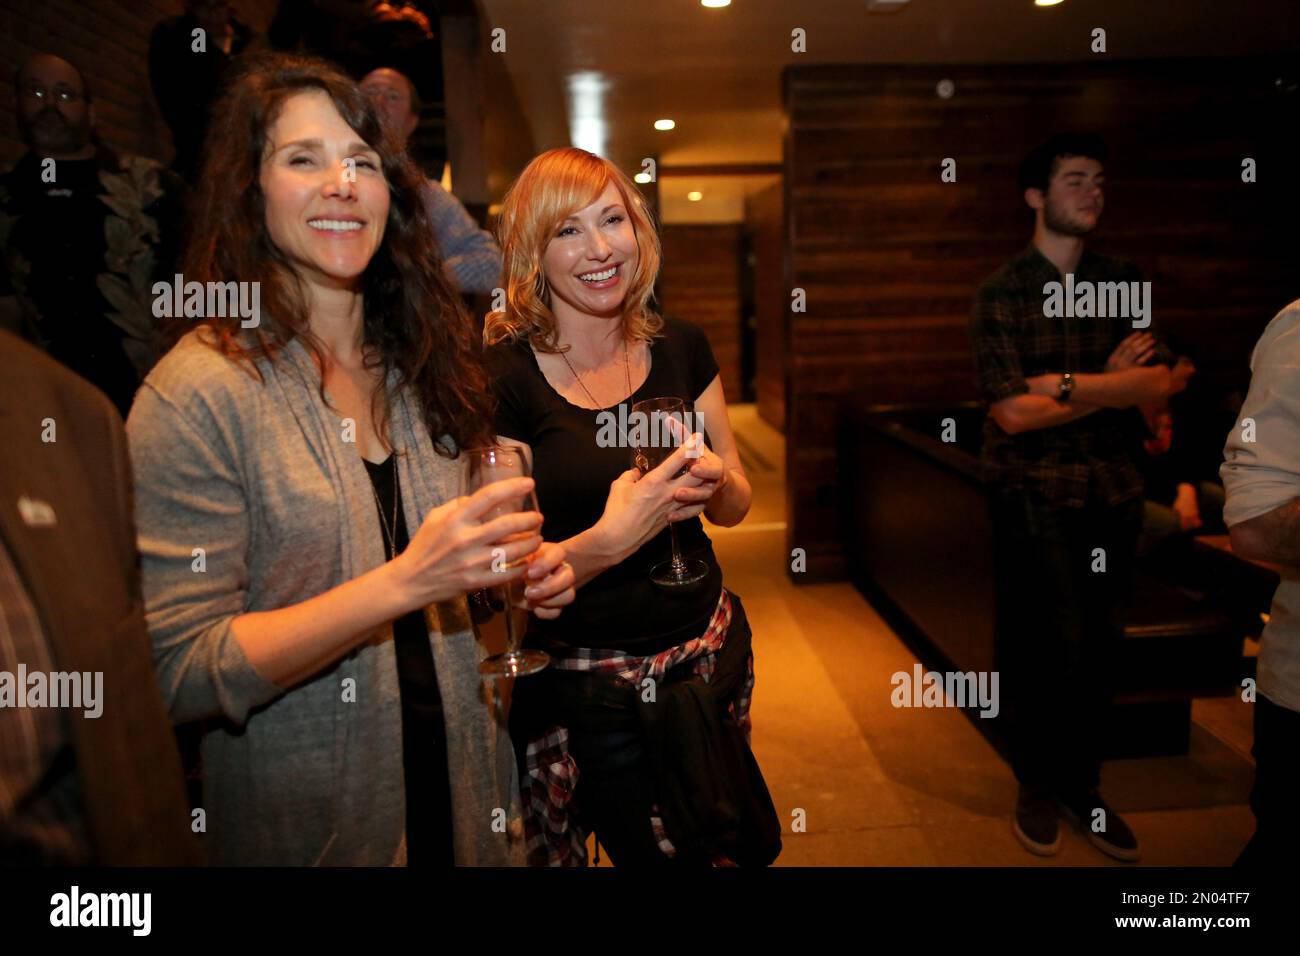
[1237,693,1300,866]
[568,727,710,867]
[991,489,1142,796]
[564,594,755,868]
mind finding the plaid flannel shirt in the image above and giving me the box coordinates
[969,244,1164,508]
[521,588,753,866]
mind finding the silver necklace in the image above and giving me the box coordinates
[560,338,632,409]
[369,457,400,560]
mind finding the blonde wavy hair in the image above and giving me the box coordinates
[484,147,663,352]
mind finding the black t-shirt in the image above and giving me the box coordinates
[485,316,723,655]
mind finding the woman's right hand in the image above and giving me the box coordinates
[593,440,706,557]
[388,477,543,610]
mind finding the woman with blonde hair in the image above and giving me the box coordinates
[484,147,781,866]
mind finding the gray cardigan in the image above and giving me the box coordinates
[125,329,524,866]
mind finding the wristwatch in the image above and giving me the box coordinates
[1057,372,1075,402]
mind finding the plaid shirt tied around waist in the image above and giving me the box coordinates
[521,587,753,866]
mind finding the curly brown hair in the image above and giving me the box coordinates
[172,51,493,456]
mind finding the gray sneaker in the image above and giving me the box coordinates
[1012,786,1061,856]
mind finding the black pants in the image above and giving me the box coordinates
[568,726,712,867]
[1236,693,1300,866]
[515,594,756,867]
[991,489,1142,796]
[569,599,758,867]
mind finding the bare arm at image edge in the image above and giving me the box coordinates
[1222,303,1300,567]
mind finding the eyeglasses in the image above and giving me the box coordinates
[21,85,84,104]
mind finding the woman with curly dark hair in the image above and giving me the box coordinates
[125,52,574,866]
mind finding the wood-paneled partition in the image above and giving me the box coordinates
[747,182,786,432]
[783,57,1299,582]
[658,223,743,403]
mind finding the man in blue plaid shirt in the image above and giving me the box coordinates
[969,134,1194,863]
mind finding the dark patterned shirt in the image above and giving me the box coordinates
[0,146,184,418]
[969,244,1162,508]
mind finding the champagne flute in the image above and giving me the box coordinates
[631,397,709,589]
[461,445,550,678]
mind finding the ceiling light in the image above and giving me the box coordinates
[687,191,703,202]
[1034,0,1065,6]
[566,71,610,157]
[634,172,652,184]
[701,0,731,7]
[654,119,676,131]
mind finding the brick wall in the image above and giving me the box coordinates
[0,0,278,168]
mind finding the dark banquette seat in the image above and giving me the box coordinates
[839,401,1259,757]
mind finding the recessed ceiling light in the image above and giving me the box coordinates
[701,0,731,7]
[634,172,652,184]
[687,191,703,202]
[654,119,676,131]
[567,71,609,157]
[1034,0,1065,6]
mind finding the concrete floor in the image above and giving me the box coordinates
[705,403,1258,867]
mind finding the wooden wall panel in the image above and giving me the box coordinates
[746,181,786,432]
[658,223,743,403]
[783,58,1299,582]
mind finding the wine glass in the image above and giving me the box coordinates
[630,397,709,589]
[461,445,550,678]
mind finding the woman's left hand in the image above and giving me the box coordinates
[669,434,728,522]
[517,541,576,619]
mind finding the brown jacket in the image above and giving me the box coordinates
[0,329,199,865]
